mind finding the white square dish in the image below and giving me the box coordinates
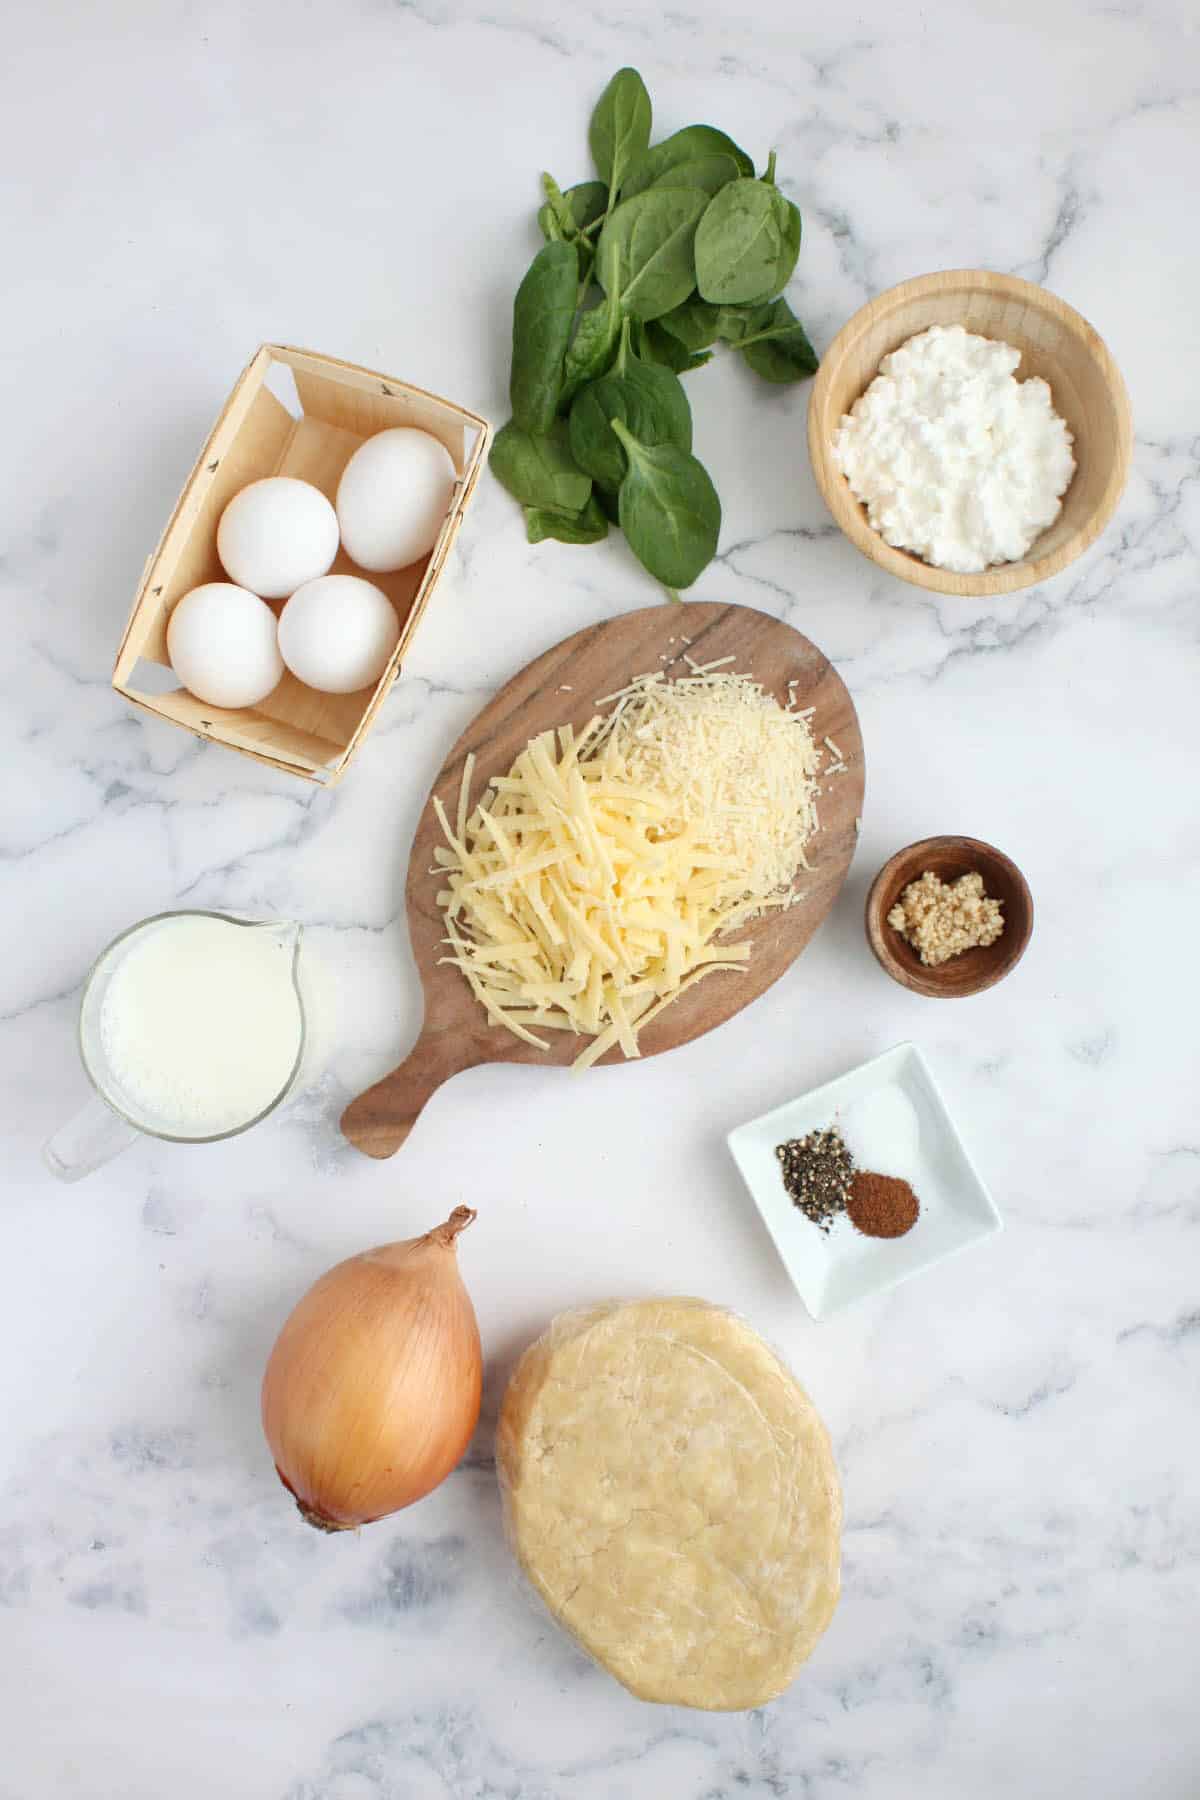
[727,1042,1001,1320]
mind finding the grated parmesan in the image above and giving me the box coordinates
[585,667,820,913]
[434,667,820,1069]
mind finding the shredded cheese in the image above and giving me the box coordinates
[584,667,821,913]
[434,668,820,1069]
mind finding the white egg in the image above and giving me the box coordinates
[336,427,456,573]
[217,477,339,599]
[166,583,284,709]
[277,575,400,695]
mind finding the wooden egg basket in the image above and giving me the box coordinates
[112,344,491,783]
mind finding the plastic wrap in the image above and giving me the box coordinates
[495,1297,841,1711]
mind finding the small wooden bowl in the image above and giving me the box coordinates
[865,836,1033,998]
[808,270,1132,597]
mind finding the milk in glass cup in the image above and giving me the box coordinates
[43,910,305,1182]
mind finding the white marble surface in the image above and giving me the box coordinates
[3,2,1198,1794]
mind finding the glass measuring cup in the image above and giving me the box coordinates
[43,910,305,1183]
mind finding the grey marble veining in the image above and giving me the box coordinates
[2,1,1198,1795]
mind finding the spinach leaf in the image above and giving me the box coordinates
[621,151,738,201]
[740,322,818,383]
[714,305,755,343]
[621,124,753,197]
[559,291,622,412]
[490,419,592,516]
[694,151,802,306]
[536,174,574,242]
[636,318,714,374]
[588,67,651,200]
[537,176,608,243]
[596,185,709,321]
[509,240,579,435]
[717,296,818,382]
[569,356,692,492]
[627,358,693,451]
[612,419,721,589]
[594,485,621,524]
[524,495,609,544]
[716,295,800,345]
[658,296,723,352]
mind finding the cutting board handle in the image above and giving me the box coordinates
[340,1027,477,1161]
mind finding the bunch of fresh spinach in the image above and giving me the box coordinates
[490,66,818,594]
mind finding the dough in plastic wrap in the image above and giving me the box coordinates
[496,1297,841,1709]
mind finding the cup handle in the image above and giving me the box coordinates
[43,1097,140,1183]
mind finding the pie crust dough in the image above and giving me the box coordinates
[497,1297,841,1709]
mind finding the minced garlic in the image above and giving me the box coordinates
[887,869,1004,967]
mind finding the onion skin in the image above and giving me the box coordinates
[261,1206,482,1531]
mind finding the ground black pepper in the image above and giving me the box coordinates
[774,1127,855,1232]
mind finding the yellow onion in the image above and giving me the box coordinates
[261,1205,481,1531]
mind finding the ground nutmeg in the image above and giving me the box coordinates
[847,1170,920,1238]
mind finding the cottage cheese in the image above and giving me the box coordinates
[833,324,1076,574]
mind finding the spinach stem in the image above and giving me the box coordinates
[728,322,782,350]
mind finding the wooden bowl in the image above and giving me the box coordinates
[808,270,1132,597]
[865,836,1033,998]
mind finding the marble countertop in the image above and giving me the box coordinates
[3,1,1197,1794]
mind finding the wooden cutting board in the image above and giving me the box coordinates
[341,601,864,1159]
